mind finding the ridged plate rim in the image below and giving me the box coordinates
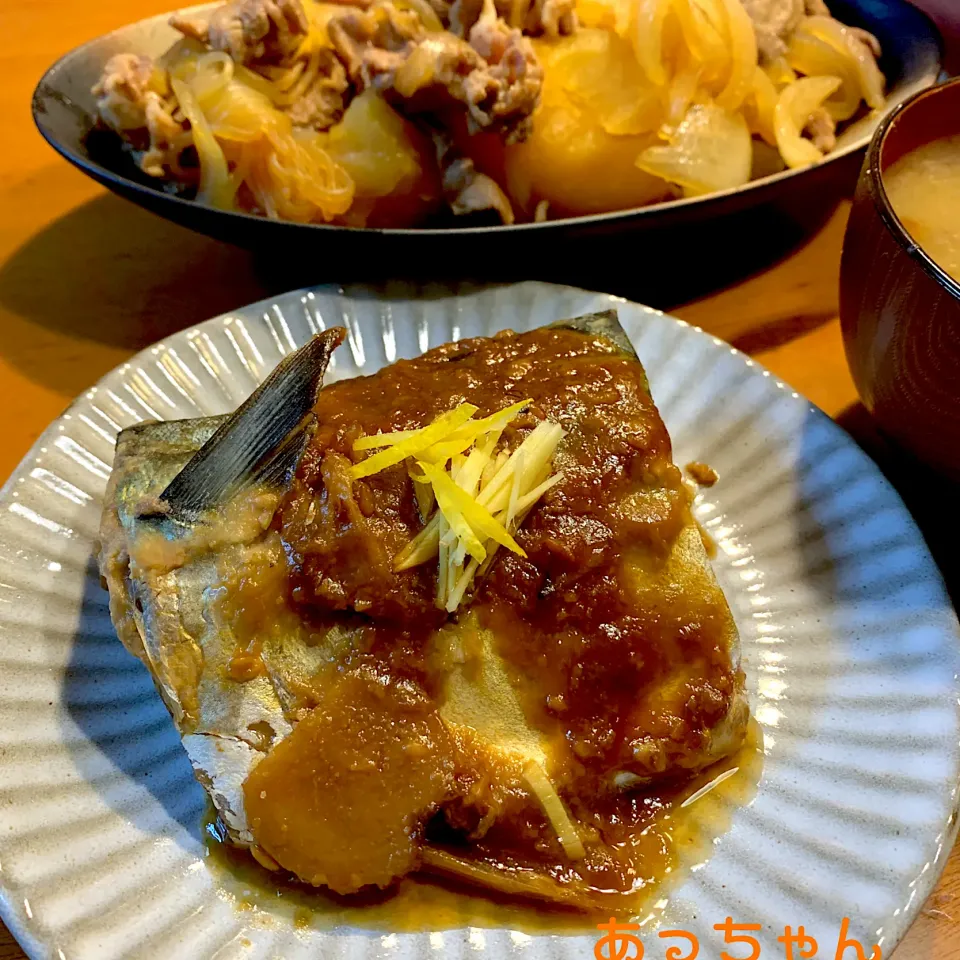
[0,280,957,960]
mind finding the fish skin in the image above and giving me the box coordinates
[97,331,345,842]
[549,308,640,362]
[158,328,344,522]
[99,415,294,781]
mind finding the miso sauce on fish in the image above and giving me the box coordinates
[99,312,750,915]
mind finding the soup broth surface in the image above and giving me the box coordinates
[885,134,960,281]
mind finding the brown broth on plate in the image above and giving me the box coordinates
[204,719,763,933]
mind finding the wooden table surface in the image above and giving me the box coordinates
[1,1,958,957]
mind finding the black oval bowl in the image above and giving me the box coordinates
[32,0,941,296]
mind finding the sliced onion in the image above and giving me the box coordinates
[206,81,278,142]
[637,101,751,196]
[764,55,796,88]
[558,29,665,136]
[787,28,861,121]
[234,64,283,103]
[688,0,732,88]
[630,0,673,87]
[803,15,884,110]
[672,0,706,62]
[170,77,235,210]
[158,36,208,74]
[575,0,618,29]
[744,65,778,145]
[774,74,842,169]
[661,57,702,136]
[190,51,234,103]
[714,0,757,112]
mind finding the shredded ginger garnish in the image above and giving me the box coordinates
[350,400,565,612]
[523,760,585,861]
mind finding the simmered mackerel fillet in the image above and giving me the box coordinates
[98,311,747,907]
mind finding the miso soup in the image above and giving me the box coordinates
[884,135,960,281]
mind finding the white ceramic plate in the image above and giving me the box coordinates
[0,282,958,960]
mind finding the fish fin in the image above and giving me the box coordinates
[248,413,318,490]
[158,329,345,519]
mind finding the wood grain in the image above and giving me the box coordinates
[0,1,957,957]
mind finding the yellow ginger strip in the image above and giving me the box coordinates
[477,422,559,510]
[514,471,565,515]
[395,514,441,570]
[481,449,508,489]
[523,761,585,861]
[437,514,451,608]
[353,399,530,456]
[473,471,563,583]
[455,399,531,441]
[407,460,435,519]
[445,557,480,612]
[506,448,525,531]
[457,430,499,498]
[449,432,491,572]
[443,470,564,612]
[385,402,562,597]
[349,404,477,479]
[418,463,487,565]
[417,461,526,561]
[480,423,564,515]
[441,437,494,550]
[396,427,563,576]
[419,399,528,464]
[418,433,477,465]
[354,428,415,451]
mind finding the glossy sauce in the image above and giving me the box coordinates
[219,326,747,908]
[278,328,737,779]
[206,719,764,931]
